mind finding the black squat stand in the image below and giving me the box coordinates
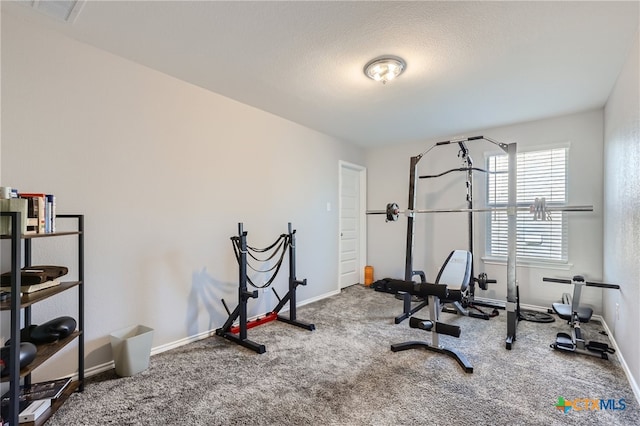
[215,223,314,354]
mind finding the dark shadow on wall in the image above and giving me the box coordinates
[187,267,235,337]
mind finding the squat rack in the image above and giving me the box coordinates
[215,222,315,354]
[407,136,519,347]
[368,135,593,349]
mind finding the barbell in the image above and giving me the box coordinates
[369,201,593,222]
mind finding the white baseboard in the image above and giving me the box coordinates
[596,314,640,406]
[150,329,214,356]
[292,288,341,309]
[83,361,115,378]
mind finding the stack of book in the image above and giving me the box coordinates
[0,189,56,236]
[0,377,71,423]
[0,266,68,295]
[0,279,61,295]
[17,192,56,235]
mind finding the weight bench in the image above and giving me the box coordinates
[383,250,496,323]
[386,251,474,373]
[545,275,620,359]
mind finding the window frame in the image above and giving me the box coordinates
[484,144,570,265]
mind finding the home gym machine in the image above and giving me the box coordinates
[368,135,594,349]
[372,138,500,323]
[385,249,474,373]
[419,140,502,320]
[215,223,315,354]
[545,275,620,359]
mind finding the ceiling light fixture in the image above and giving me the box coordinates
[364,56,406,84]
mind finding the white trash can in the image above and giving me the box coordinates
[109,325,154,377]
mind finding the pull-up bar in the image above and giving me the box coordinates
[414,135,508,162]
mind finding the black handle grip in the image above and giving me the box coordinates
[586,282,620,289]
[544,277,620,289]
[543,277,572,284]
[386,280,448,299]
[419,283,449,299]
[409,317,433,331]
[435,322,461,338]
[385,279,417,294]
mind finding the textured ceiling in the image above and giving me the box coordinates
[4,1,639,147]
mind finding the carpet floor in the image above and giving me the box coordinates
[48,284,638,425]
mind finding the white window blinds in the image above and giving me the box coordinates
[486,147,568,262]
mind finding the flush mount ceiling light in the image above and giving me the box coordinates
[364,56,406,84]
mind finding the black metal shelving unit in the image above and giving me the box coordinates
[1,213,84,426]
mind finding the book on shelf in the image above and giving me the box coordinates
[44,198,51,233]
[0,198,28,235]
[0,279,60,294]
[18,398,50,423]
[1,192,57,235]
[0,266,68,286]
[1,377,72,404]
[18,193,46,234]
[46,194,56,233]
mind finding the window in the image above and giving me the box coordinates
[486,147,568,263]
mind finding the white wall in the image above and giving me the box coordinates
[367,109,605,311]
[0,12,363,380]
[603,29,640,397]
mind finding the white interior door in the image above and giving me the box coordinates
[339,161,366,289]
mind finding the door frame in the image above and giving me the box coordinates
[338,160,367,289]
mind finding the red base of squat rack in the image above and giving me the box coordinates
[229,311,278,334]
